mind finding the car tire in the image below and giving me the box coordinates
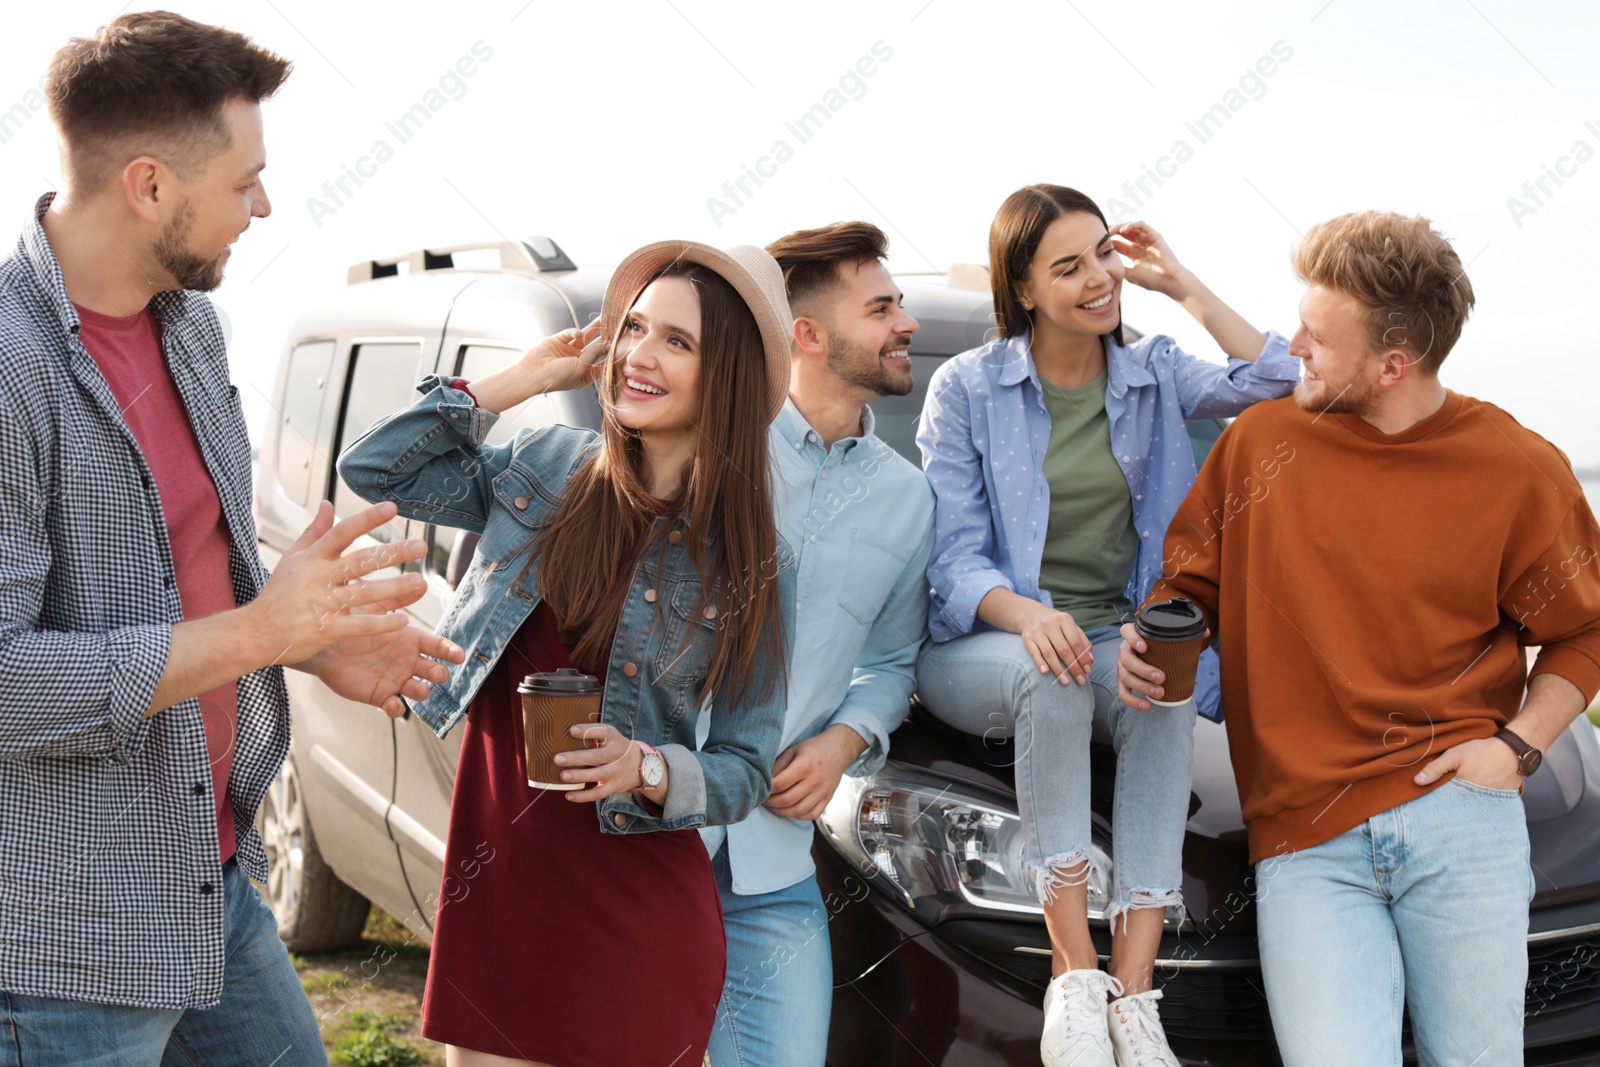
[258,753,371,952]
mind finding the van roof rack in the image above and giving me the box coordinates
[347,236,576,285]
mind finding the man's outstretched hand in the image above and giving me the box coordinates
[272,500,467,717]
[302,607,465,718]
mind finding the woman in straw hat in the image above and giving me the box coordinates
[338,241,797,1066]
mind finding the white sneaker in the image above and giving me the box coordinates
[1041,968,1123,1067]
[1107,989,1181,1067]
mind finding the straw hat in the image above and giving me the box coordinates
[599,241,793,424]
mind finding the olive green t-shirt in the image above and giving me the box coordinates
[1037,372,1138,630]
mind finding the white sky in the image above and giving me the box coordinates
[3,0,1597,468]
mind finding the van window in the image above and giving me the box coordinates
[332,341,423,538]
[418,344,556,581]
[276,340,336,506]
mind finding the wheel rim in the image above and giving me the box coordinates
[259,758,307,928]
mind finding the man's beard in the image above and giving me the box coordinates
[152,199,226,292]
[826,333,915,399]
[1294,371,1379,416]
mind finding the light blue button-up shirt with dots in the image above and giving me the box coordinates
[916,330,1299,721]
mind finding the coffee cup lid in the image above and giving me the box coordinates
[1134,597,1207,640]
[519,668,603,694]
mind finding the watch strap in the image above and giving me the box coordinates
[1493,727,1541,776]
[633,740,665,788]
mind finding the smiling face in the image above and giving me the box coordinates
[1290,285,1384,415]
[150,98,271,291]
[1015,212,1125,341]
[815,258,919,399]
[610,274,705,444]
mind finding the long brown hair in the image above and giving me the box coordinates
[989,184,1125,346]
[531,263,784,704]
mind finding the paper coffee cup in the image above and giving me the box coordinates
[519,669,604,790]
[1133,598,1207,706]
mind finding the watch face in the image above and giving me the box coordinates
[1523,748,1543,776]
[642,752,665,788]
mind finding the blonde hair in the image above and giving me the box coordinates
[1292,211,1475,374]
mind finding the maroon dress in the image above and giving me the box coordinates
[420,603,726,1065]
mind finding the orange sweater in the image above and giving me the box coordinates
[1150,392,1600,864]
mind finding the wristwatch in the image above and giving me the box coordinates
[1494,727,1543,777]
[634,741,666,789]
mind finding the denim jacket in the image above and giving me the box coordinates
[337,375,797,835]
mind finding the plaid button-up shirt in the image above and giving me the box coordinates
[0,194,289,1009]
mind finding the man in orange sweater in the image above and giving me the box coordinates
[1117,211,1600,1067]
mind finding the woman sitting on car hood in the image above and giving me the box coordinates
[338,240,795,1067]
[914,185,1298,1067]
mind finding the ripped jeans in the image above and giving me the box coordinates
[915,625,1194,928]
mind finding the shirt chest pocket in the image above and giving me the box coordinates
[653,580,720,689]
[837,528,910,627]
[478,464,545,563]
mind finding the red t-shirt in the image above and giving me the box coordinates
[76,304,239,863]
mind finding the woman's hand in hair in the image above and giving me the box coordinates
[529,321,610,393]
[1110,221,1193,301]
[466,322,607,413]
[1116,220,1270,362]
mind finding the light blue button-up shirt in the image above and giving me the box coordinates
[916,330,1299,721]
[701,399,935,895]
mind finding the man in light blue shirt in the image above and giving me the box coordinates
[700,222,935,1067]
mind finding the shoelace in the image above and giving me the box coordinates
[1053,972,1126,1047]
[1113,990,1178,1067]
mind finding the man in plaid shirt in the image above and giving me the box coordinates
[0,14,463,1065]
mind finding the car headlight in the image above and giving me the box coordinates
[818,762,1119,926]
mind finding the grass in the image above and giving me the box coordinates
[1589,707,1600,729]
[302,971,350,995]
[292,909,443,1066]
[330,1012,425,1067]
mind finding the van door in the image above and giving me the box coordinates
[283,337,429,925]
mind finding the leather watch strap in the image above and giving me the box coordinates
[1493,727,1543,777]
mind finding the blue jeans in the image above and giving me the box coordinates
[0,861,326,1067]
[1255,779,1535,1066]
[916,625,1194,925]
[707,845,831,1067]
